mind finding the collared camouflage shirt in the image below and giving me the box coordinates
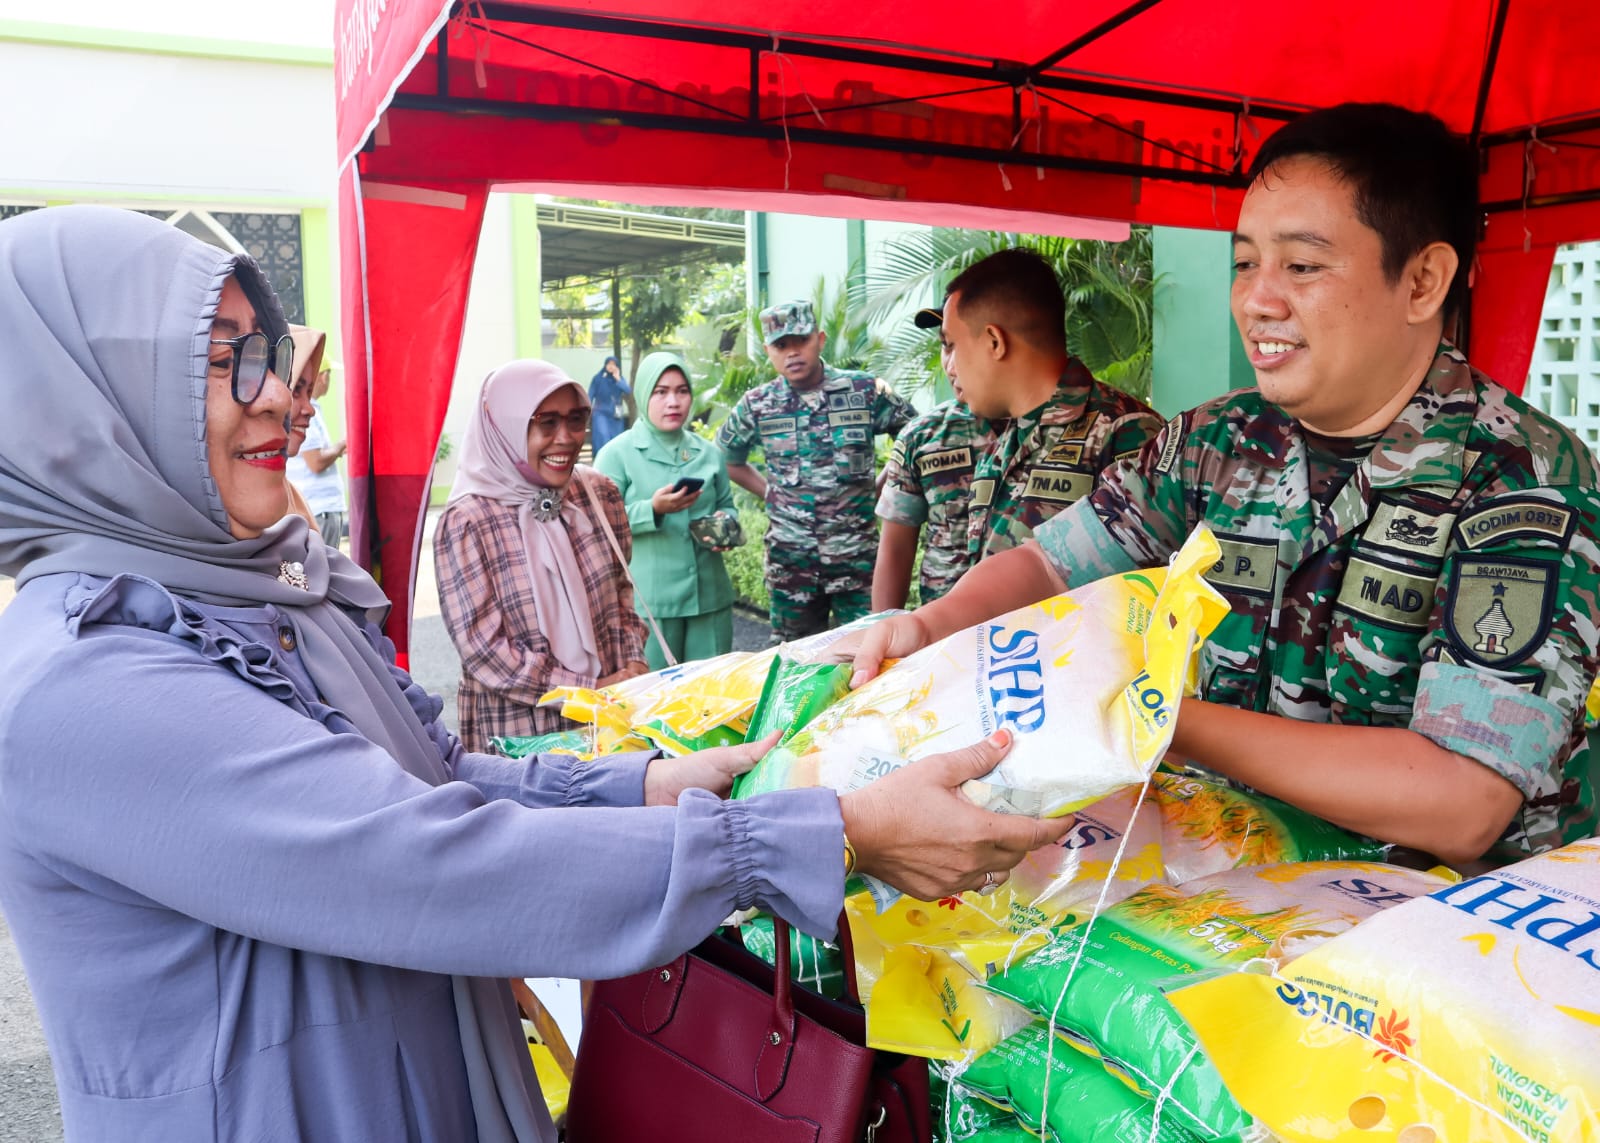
[876,400,997,603]
[1037,344,1600,856]
[966,360,1163,562]
[717,361,915,575]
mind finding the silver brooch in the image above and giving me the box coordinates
[276,560,309,590]
[529,490,564,522]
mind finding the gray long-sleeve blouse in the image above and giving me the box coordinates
[0,571,843,1142]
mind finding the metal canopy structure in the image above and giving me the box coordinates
[535,202,745,288]
[336,0,1600,657]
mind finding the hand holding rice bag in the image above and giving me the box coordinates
[736,526,1228,818]
[987,861,1454,1142]
[1169,839,1600,1143]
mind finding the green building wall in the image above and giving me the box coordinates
[1151,226,1256,418]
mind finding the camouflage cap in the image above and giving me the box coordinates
[759,299,818,345]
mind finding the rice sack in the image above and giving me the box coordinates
[1153,772,1387,884]
[987,862,1454,1142]
[847,784,1165,983]
[930,1067,1026,1142]
[540,613,888,754]
[1169,839,1600,1143]
[736,526,1228,819]
[490,728,597,759]
[954,1023,1201,1143]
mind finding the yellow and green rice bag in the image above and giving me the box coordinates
[736,526,1228,819]
[986,862,1453,1142]
[956,1023,1201,1143]
[1169,840,1600,1143]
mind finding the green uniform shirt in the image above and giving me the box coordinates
[716,362,914,577]
[967,360,1164,562]
[877,400,997,603]
[1036,345,1600,856]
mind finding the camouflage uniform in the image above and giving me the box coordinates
[718,362,915,639]
[876,400,997,603]
[968,360,1163,562]
[1036,344,1600,857]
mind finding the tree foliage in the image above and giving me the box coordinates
[848,227,1156,401]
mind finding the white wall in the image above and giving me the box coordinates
[0,41,336,205]
[0,0,333,45]
[437,194,518,486]
[764,214,848,304]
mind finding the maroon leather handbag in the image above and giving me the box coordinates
[567,912,929,1143]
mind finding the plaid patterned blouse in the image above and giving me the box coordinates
[433,468,647,751]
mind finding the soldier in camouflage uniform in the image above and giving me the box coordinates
[848,104,1600,864]
[875,306,995,608]
[940,248,1161,574]
[876,253,1162,606]
[718,299,915,640]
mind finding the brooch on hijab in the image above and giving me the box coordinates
[276,560,309,590]
[529,489,564,522]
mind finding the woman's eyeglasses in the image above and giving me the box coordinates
[209,333,294,406]
[528,409,592,436]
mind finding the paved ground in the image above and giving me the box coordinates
[0,511,769,1138]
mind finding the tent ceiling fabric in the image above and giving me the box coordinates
[335,0,1600,656]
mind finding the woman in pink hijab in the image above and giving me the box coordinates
[434,361,648,751]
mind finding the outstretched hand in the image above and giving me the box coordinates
[644,731,781,805]
[840,730,1074,901]
[825,612,935,688]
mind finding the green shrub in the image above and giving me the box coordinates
[725,497,770,612]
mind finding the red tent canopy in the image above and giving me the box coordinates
[336,0,1600,659]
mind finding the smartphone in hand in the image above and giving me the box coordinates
[671,476,706,494]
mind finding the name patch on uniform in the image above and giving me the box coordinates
[758,416,798,436]
[1023,467,1092,504]
[829,409,871,428]
[1456,497,1576,550]
[917,447,973,477]
[1153,416,1184,475]
[1045,440,1085,467]
[1366,499,1456,560]
[1208,534,1277,598]
[1444,557,1556,668]
[972,478,996,508]
[1337,555,1437,630]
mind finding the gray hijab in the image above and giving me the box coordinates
[0,206,548,1143]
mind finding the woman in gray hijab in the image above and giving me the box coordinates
[0,207,1069,1143]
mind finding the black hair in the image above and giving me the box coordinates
[1247,102,1478,324]
[943,247,1066,355]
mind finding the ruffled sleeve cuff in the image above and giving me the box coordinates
[682,786,845,940]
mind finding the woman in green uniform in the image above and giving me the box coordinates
[594,352,742,667]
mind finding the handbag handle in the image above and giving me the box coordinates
[574,467,678,668]
[772,908,862,1005]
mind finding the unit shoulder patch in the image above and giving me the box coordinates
[1456,497,1576,550]
[1444,556,1557,667]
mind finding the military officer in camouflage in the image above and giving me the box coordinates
[874,305,993,609]
[874,249,1162,608]
[847,103,1600,866]
[718,299,915,639]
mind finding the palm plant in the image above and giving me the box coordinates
[850,228,1155,402]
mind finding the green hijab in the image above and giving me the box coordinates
[633,352,693,449]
